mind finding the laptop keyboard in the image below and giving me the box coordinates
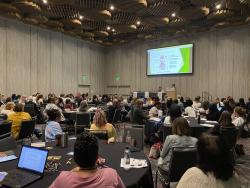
[3,169,39,187]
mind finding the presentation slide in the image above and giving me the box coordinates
[147,44,193,75]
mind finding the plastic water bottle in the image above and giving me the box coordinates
[197,111,201,124]
[124,147,131,165]
[126,131,132,144]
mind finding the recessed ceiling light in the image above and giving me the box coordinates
[171,13,176,17]
[216,4,222,9]
[42,0,48,4]
[107,26,111,30]
[110,5,115,11]
[79,15,84,20]
[112,28,115,32]
[136,21,141,25]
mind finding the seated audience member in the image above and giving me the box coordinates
[8,103,32,139]
[246,97,250,111]
[149,101,161,118]
[164,102,182,124]
[132,100,148,125]
[45,109,63,142]
[158,117,197,172]
[177,133,240,188]
[238,98,246,109]
[36,94,44,105]
[232,106,246,127]
[192,96,202,109]
[64,98,73,111]
[56,97,64,111]
[206,103,221,121]
[215,97,225,112]
[49,132,125,188]
[199,101,210,114]
[90,109,116,143]
[108,99,120,123]
[78,100,89,112]
[1,102,15,116]
[184,99,196,117]
[44,97,65,121]
[149,105,162,122]
[26,96,39,116]
[177,96,184,112]
[211,111,235,135]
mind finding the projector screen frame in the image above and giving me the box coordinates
[146,43,194,77]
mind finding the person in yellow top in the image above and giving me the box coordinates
[90,109,116,143]
[8,103,31,139]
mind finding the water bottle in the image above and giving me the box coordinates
[126,130,132,144]
[124,147,131,165]
[61,132,68,148]
[197,111,201,124]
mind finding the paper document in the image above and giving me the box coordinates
[0,155,17,163]
[120,158,148,168]
[31,142,46,148]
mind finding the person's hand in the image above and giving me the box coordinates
[97,157,106,166]
[0,152,7,157]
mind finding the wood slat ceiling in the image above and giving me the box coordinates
[0,0,249,46]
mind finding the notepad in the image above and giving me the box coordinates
[120,158,147,169]
[31,142,46,148]
[0,155,17,163]
[67,152,74,156]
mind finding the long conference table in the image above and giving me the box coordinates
[0,140,154,188]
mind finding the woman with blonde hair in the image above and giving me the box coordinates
[90,109,116,143]
[1,102,15,116]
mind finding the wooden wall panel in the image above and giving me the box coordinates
[104,25,250,100]
[0,17,105,96]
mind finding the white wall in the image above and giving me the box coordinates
[105,25,250,100]
[0,17,105,96]
[1,16,250,100]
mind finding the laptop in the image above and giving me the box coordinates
[2,145,49,188]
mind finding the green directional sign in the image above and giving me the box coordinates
[115,75,120,81]
[82,75,87,81]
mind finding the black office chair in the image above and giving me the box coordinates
[123,127,144,150]
[0,114,7,121]
[155,146,198,188]
[85,128,108,141]
[17,120,35,141]
[0,136,17,152]
[75,113,91,135]
[24,104,36,117]
[0,121,12,139]
[220,126,239,162]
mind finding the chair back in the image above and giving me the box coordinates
[112,109,121,124]
[0,121,12,139]
[169,146,198,182]
[0,136,17,152]
[76,113,91,127]
[123,127,144,150]
[24,104,36,117]
[220,126,239,149]
[18,120,35,140]
[85,129,108,141]
[0,114,7,121]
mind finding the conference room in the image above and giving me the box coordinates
[0,0,250,188]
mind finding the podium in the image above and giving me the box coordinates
[166,88,177,99]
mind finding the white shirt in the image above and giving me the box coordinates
[184,107,196,117]
[0,109,14,116]
[232,117,245,127]
[149,106,159,117]
[177,167,240,188]
[192,101,201,109]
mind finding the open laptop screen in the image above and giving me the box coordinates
[18,146,48,174]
